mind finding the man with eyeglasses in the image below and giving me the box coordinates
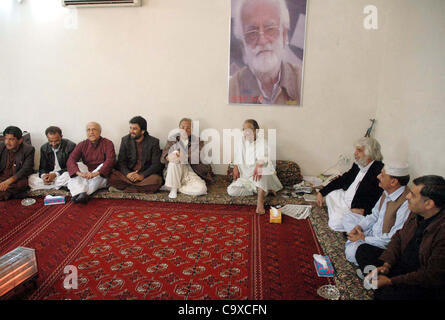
[160,118,214,199]
[66,122,116,204]
[365,175,445,300]
[229,0,302,105]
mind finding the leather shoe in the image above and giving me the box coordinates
[76,192,89,204]
[71,194,80,203]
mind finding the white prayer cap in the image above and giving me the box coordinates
[385,162,409,177]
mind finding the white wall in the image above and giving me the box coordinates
[0,0,444,177]
[374,0,445,177]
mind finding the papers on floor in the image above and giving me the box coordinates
[292,181,313,194]
[303,194,317,202]
[279,204,312,220]
[303,175,323,187]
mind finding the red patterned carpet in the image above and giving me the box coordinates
[0,199,50,253]
[0,199,331,300]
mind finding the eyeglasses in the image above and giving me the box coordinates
[244,26,280,44]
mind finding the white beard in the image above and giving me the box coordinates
[355,157,370,168]
[243,36,285,77]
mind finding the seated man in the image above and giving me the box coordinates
[67,122,115,204]
[28,126,76,191]
[0,126,35,201]
[161,118,214,199]
[366,175,445,300]
[109,116,164,193]
[227,119,283,215]
[316,137,384,232]
[345,162,411,270]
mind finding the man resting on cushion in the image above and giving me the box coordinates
[227,119,283,215]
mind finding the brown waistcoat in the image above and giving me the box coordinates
[378,187,411,234]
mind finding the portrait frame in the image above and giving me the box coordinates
[228,0,308,107]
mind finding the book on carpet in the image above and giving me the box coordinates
[313,254,334,277]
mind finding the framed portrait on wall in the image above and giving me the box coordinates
[228,0,308,106]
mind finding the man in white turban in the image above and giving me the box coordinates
[345,162,411,271]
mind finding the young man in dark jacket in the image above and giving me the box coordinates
[108,116,164,193]
[28,126,76,190]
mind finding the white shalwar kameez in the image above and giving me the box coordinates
[227,136,283,197]
[344,186,410,265]
[28,147,70,190]
[67,162,108,197]
[164,162,207,196]
[325,161,374,232]
[29,172,70,191]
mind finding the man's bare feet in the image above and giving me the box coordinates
[256,205,266,215]
[257,188,266,215]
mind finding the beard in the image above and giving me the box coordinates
[243,131,255,143]
[243,36,285,77]
[355,157,370,168]
[131,132,143,140]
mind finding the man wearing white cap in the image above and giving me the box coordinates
[344,162,411,270]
